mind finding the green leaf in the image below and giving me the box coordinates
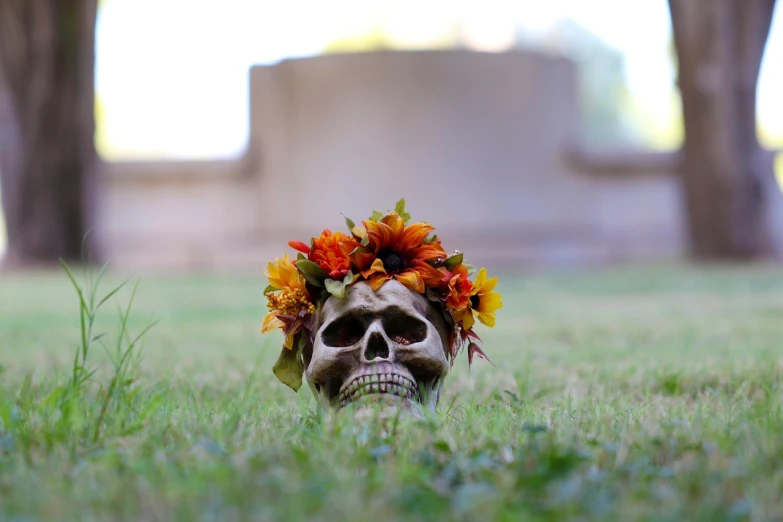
[325,278,346,298]
[297,252,306,261]
[263,284,276,294]
[369,210,384,222]
[343,214,356,233]
[272,340,305,392]
[324,271,354,299]
[352,226,366,239]
[463,263,476,277]
[424,234,439,244]
[425,289,442,303]
[361,234,370,247]
[394,199,411,224]
[444,253,464,271]
[295,260,328,287]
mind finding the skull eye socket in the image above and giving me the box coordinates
[321,315,365,347]
[383,312,428,346]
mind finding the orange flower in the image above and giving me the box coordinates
[352,212,446,293]
[452,267,502,330]
[308,229,357,279]
[441,264,473,311]
[288,240,311,254]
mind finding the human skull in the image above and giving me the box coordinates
[303,279,452,414]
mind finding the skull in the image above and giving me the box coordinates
[303,279,452,414]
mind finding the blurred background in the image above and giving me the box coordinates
[0,0,781,273]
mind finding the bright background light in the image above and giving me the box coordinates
[93,0,783,160]
[1,1,781,257]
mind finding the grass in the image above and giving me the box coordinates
[1,262,783,521]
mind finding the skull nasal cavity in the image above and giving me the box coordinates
[364,332,390,360]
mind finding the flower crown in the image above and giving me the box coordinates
[261,200,502,391]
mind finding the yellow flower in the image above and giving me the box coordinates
[262,254,315,349]
[261,309,296,348]
[261,312,285,334]
[452,268,502,330]
[261,289,315,349]
[265,288,315,319]
[264,254,306,292]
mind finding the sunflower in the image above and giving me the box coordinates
[351,211,446,293]
[452,267,502,330]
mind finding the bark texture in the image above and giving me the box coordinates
[669,0,777,260]
[0,0,98,267]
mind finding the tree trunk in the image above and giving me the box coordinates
[669,0,777,260]
[0,0,98,268]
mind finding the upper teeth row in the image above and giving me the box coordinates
[348,373,415,388]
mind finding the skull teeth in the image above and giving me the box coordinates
[338,372,420,407]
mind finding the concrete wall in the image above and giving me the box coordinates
[97,50,693,273]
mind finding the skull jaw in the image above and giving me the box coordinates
[338,361,419,404]
[309,360,443,417]
[343,393,424,421]
[339,384,444,421]
[309,373,444,416]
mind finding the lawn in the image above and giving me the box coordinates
[1,263,782,521]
